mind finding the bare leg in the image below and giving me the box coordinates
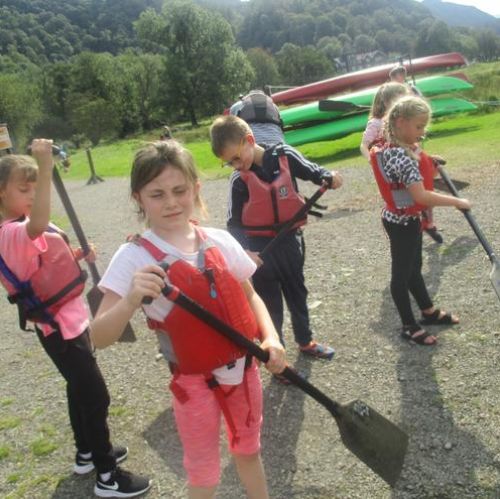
[188,485,217,499]
[233,452,269,499]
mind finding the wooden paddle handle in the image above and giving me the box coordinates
[437,164,497,262]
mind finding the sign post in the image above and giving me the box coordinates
[0,124,13,154]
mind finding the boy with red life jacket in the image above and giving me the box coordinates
[91,140,286,499]
[209,115,343,370]
[0,141,151,498]
[369,96,471,346]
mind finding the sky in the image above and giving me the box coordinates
[416,0,500,17]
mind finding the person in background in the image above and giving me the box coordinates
[229,90,285,147]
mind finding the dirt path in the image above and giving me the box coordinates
[1,160,499,498]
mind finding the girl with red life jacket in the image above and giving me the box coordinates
[369,96,471,346]
[91,140,286,499]
[0,141,151,498]
[360,82,444,243]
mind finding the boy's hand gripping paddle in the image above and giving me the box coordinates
[258,184,328,259]
[28,145,136,341]
[143,273,408,487]
[437,164,500,303]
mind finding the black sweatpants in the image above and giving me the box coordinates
[382,218,433,327]
[36,327,116,473]
[248,230,313,346]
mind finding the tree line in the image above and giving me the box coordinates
[1,0,499,148]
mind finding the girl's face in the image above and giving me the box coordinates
[133,166,200,235]
[0,173,36,219]
[395,113,429,145]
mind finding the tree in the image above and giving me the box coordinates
[0,72,42,148]
[246,48,281,90]
[135,1,254,126]
[276,43,334,86]
[474,29,500,62]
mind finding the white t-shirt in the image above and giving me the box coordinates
[99,227,257,384]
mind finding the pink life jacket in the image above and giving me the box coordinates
[0,218,87,330]
[239,148,306,236]
[370,144,435,217]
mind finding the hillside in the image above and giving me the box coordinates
[421,0,500,32]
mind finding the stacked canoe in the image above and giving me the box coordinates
[273,53,477,147]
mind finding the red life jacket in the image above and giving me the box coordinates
[0,218,87,330]
[370,144,435,217]
[240,148,306,236]
[134,229,261,445]
[133,228,260,375]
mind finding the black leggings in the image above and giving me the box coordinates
[382,218,433,327]
[36,328,116,473]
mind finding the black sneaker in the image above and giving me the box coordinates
[74,446,129,475]
[94,467,152,498]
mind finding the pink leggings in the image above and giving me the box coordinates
[172,361,263,487]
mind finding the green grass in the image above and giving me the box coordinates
[59,60,500,181]
[0,416,21,431]
[30,437,58,456]
[61,109,499,181]
[0,444,10,460]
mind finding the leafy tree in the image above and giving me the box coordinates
[276,43,334,86]
[246,48,281,90]
[0,72,43,147]
[69,96,120,146]
[135,1,254,126]
[474,29,500,61]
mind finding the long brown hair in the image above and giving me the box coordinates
[370,82,409,119]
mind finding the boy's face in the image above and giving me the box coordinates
[219,134,255,172]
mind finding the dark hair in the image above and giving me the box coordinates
[130,140,206,220]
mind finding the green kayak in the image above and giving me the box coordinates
[281,75,473,127]
[284,97,477,146]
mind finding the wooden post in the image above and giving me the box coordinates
[85,148,104,185]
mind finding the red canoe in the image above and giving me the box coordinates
[271,52,467,105]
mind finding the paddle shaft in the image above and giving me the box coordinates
[157,283,341,417]
[259,184,328,259]
[318,100,370,113]
[437,165,497,263]
[51,168,101,284]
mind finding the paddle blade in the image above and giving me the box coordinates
[335,400,408,487]
[86,286,136,342]
[489,259,500,302]
[318,100,362,112]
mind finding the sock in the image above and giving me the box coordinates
[99,472,111,481]
[79,452,92,459]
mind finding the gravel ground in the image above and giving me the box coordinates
[1,159,499,499]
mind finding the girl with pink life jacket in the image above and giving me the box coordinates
[361,83,445,243]
[91,140,286,499]
[369,96,471,346]
[0,141,151,498]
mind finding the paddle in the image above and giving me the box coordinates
[143,276,408,486]
[258,184,328,259]
[437,164,500,302]
[28,145,137,341]
[318,100,370,113]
